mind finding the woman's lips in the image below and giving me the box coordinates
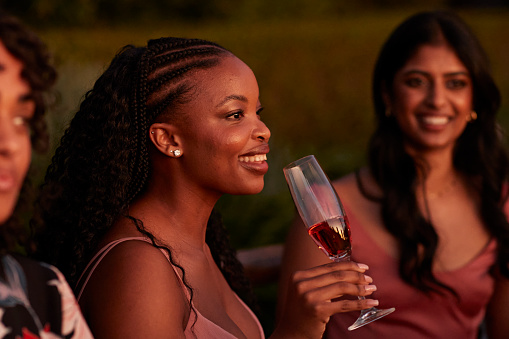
[238,153,269,174]
[0,169,16,192]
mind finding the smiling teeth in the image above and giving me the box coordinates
[421,116,448,125]
[239,154,267,162]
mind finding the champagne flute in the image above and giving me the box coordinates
[283,155,395,331]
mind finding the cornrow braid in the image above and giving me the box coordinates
[147,60,215,94]
[32,37,257,312]
[126,47,151,205]
[148,47,222,73]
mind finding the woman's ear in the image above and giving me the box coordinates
[149,123,183,157]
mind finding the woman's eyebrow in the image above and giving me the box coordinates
[403,69,469,77]
[216,94,248,107]
[443,71,470,77]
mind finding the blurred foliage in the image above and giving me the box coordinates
[1,0,502,26]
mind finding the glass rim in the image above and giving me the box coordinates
[283,155,316,170]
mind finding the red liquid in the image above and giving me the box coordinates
[308,217,352,259]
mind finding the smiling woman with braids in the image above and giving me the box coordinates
[278,11,509,339]
[31,37,377,338]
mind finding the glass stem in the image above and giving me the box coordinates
[332,254,368,302]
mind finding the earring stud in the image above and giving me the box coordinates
[171,149,181,157]
[466,111,477,122]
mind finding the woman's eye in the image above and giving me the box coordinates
[12,102,35,130]
[447,79,468,89]
[227,111,244,120]
[405,77,425,88]
[12,111,33,134]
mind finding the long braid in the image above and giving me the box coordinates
[126,47,151,204]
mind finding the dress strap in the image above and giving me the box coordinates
[76,237,150,301]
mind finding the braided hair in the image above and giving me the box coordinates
[366,11,509,295]
[31,37,257,309]
[0,12,56,252]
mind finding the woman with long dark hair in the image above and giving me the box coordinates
[32,37,377,338]
[0,12,92,338]
[278,11,509,339]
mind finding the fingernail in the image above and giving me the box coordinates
[366,299,379,307]
[365,284,377,292]
[357,263,369,270]
[364,275,373,283]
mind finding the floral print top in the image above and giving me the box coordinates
[0,254,93,339]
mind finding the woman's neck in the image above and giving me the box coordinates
[126,180,220,252]
[411,147,460,197]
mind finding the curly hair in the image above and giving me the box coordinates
[31,37,257,310]
[365,11,509,295]
[0,11,56,253]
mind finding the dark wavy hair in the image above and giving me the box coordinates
[31,37,257,310]
[0,12,56,253]
[366,11,509,294]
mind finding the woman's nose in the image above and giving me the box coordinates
[425,82,447,109]
[0,117,21,157]
[254,119,271,142]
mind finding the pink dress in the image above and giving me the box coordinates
[324,204,497,339]
[76,237,265,339]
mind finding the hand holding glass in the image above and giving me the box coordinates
[283,155,395,331]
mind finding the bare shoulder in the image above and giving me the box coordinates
[333,168,381,206]
[81,239,188,338]
[332,171,358,193]
[332,169,365,206]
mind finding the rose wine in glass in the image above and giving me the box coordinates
[308,216,351,260]
[284,155,395,331]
